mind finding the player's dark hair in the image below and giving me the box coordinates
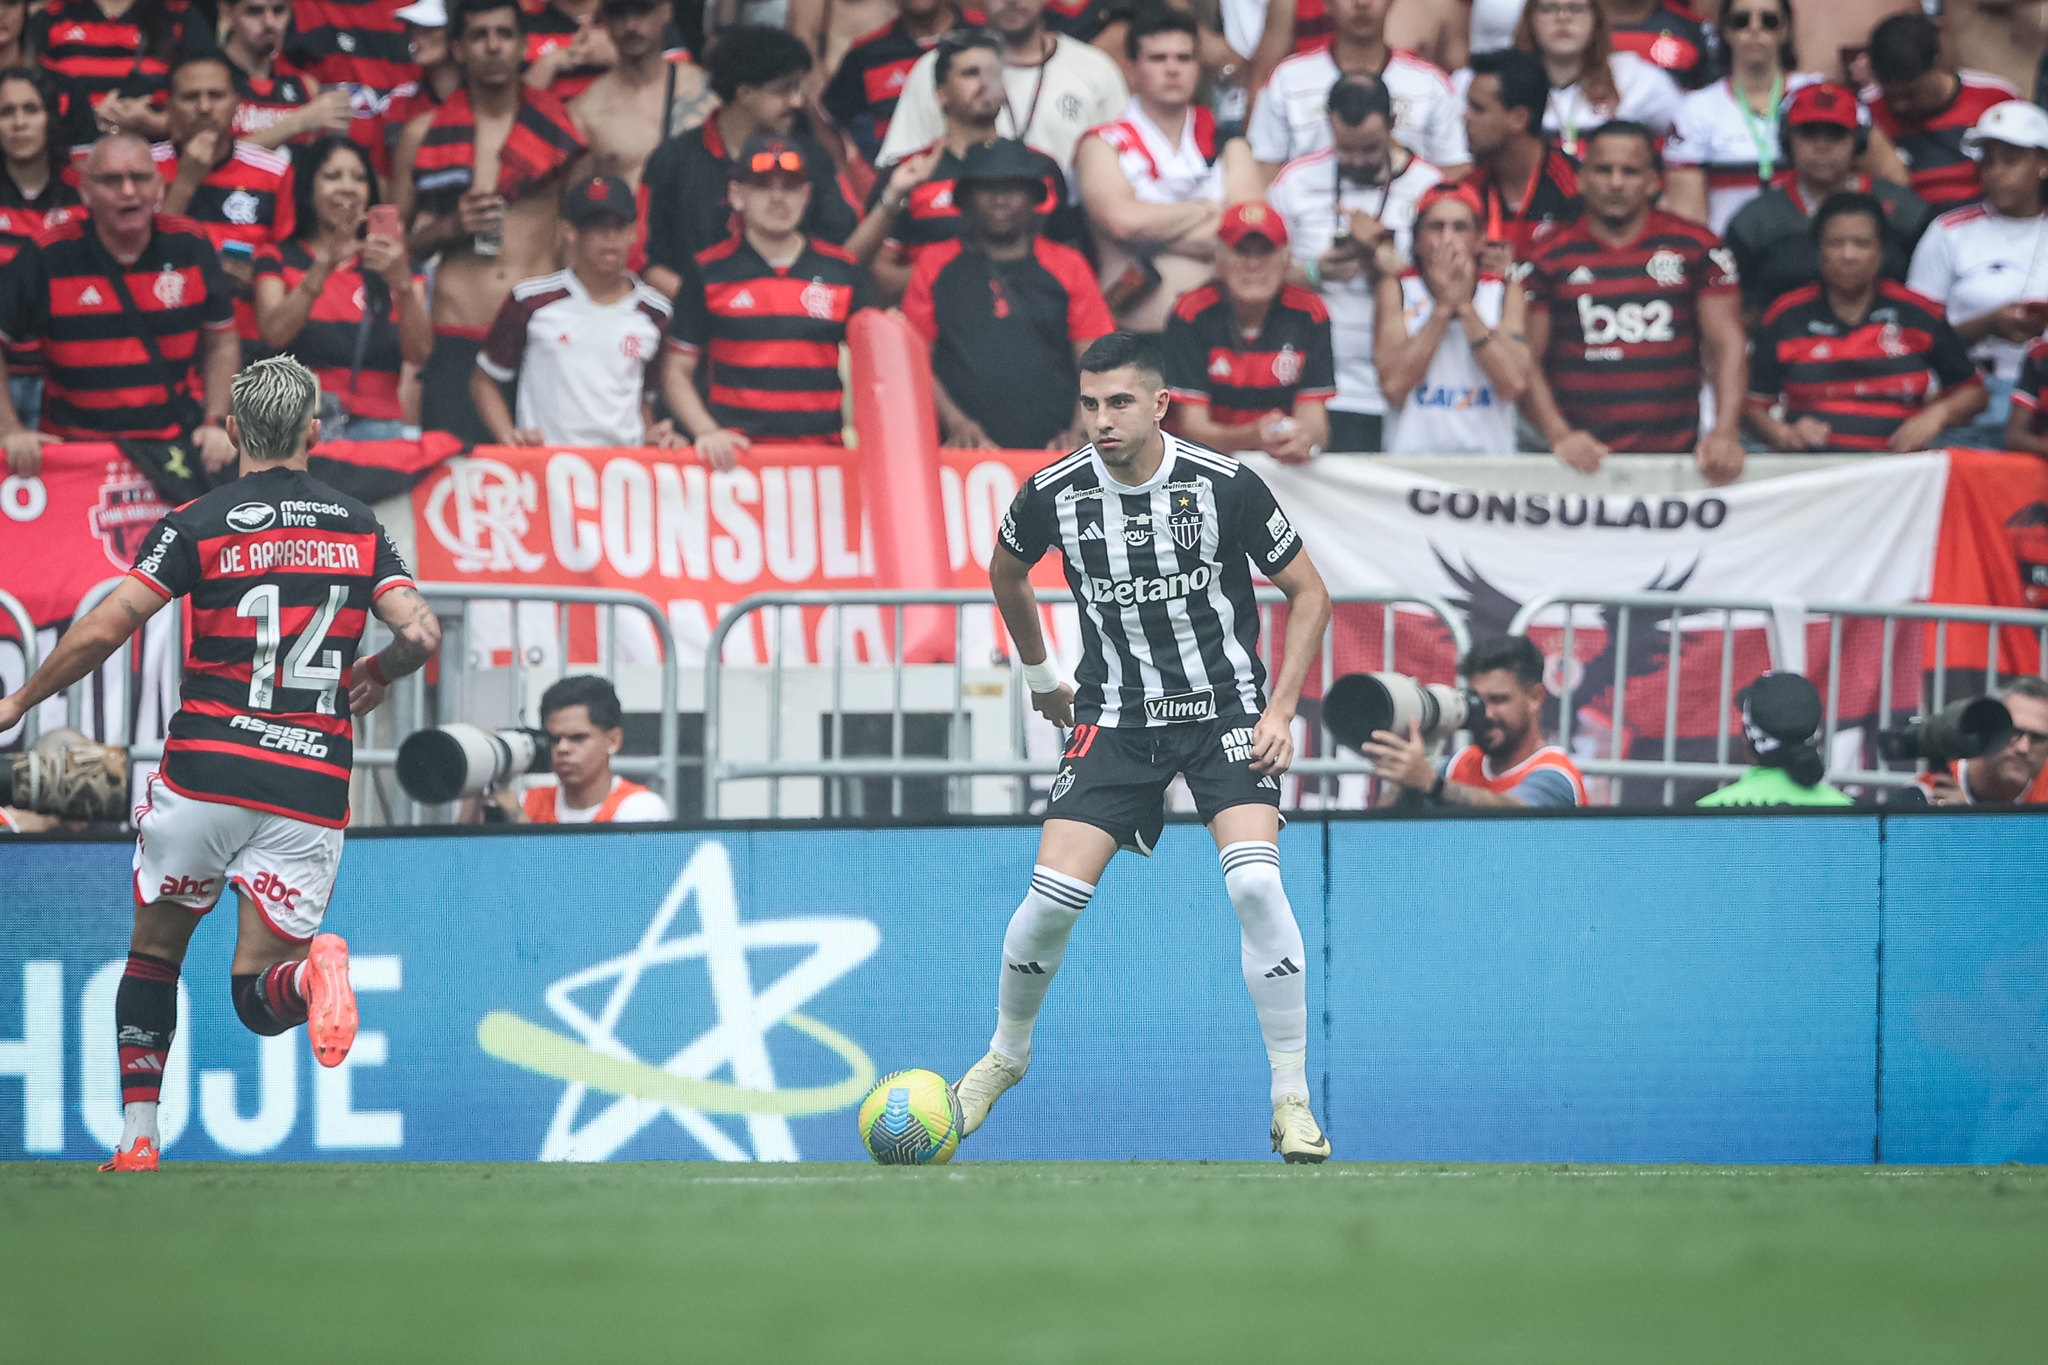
[0,68,73,190]
[1715,0,1796,73]
[1810,190,1887,246]
[934,28,1000,86]
[1124,3,1201,61]
[1077,331,1164,384]
[540,675,626,731]
[1868,12,1941,85]
[1460,635,1545,689]
[1584,119,1663,174]
[706,24,813,102]
[1466,49,1548,131]
[449,0,523,39]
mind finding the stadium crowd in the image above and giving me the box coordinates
[0,0,2045,478]
[3,0,2048,829]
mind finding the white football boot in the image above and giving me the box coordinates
[1271,1094,1331,1163]
[952,1051,1028,1137]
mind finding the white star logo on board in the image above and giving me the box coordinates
[476,841,880,1162]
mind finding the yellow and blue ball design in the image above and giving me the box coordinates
[857,1068,962,1165]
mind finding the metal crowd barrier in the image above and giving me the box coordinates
[701,588,1470,820]
[1507,591,1788,804]
[1507,591,2048,803]
[408,583,683,817]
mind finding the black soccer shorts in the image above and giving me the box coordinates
[1044,716,1281,855]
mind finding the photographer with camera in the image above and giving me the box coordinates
[1917,676,2048,807]
[1361,636,1587,808]
[493,675,668,824]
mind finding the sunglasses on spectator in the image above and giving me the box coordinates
[1724,9,1783,30]
[748,150,803,175]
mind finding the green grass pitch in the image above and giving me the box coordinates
[4,1162,2044,1363]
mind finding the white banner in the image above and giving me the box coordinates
[1250,454,1950,623]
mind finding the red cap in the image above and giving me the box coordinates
[1785,82,1859,132]
[1218,200,1288,249]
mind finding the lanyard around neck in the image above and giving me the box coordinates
[1734,73,1784,184]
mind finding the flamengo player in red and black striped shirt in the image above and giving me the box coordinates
[0,355,444,1173]
[661,135,873,468]
[1519,120,1747,482]
[0,134,239,469]
[1744,192,1983,453]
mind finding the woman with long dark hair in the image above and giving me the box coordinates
[1662,0,1906,232]
[1511,0,1681,155]
[253,137,431,441]
[0,66,83,428]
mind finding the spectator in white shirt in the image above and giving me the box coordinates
[1242,0,1468,185]
[1266,73,1443,451]
[1371,180,1531,453]
[1906,99,2048,448]
[473,174,676,447]
[1075,6,1224,330]
[1509,0,1681,156]
[874,0,1127,184]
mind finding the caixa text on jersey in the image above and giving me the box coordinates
[1405,489,1729,531]
[1087,565,1216,606]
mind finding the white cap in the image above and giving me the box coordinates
[1963,100,2048,157]
[394,0,446,26]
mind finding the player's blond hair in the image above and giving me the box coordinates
[231,355,321,463]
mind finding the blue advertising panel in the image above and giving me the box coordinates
[2,813,2043,1164]
[1878,816,2048,1165]
[0,825,1325,1164]
[1325,817,1882,1163]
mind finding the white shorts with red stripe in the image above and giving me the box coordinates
[131,773,344,941]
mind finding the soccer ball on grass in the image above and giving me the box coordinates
[857,1068,962,1165]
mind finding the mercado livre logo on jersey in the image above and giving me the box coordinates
[476,840,880,1161]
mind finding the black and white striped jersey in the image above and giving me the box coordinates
[998,435,1305,728]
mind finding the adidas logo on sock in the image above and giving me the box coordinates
[1263,957,1301,978]
[123,1055,164,1071]
[1007,961,1047,975]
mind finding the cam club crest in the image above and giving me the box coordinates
[1050,765,1076,801]
[1168,490,1203,550]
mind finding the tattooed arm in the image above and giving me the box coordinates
[348,585,444,717]
[0,578,168,733]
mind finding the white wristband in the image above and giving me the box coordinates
[1021,659,1060,694]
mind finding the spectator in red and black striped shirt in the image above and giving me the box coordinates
[0,133,239,474]
[1519,120,1747,482]
[1163,203,1334,461]
[221,0,352,150]
[1868,11,2018,212]
[39,0,215,142]
[288,0,420,94]
[1745,191,1983,452]
[156,55,295,350]
[661,136,874,467]
[254,137,431,440]
[901,136,1113,449]
[0,67,86,428]
[821,0,984,167]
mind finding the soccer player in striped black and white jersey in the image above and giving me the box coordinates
[953,330,1337,1162]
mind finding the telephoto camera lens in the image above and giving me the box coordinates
[396,724,551,803]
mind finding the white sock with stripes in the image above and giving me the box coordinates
[990,865,1095,1065]
[1220,840,1310,1105]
